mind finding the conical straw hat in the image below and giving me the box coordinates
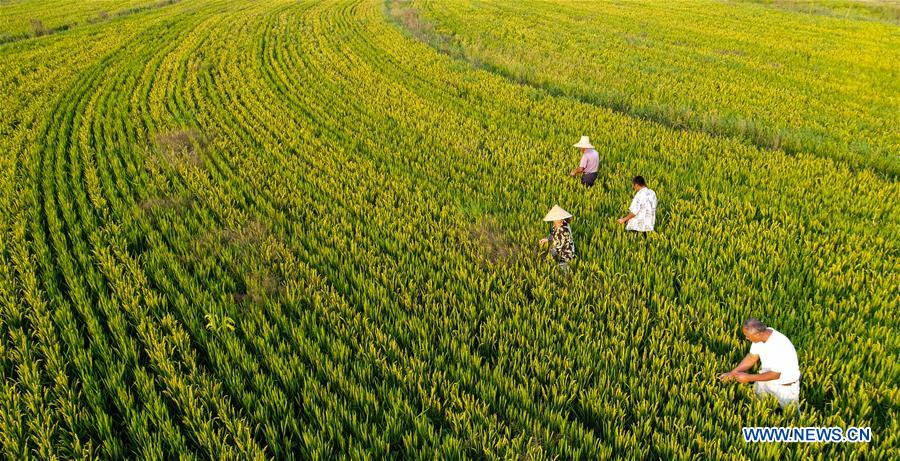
[573,135,593,149]
[543,205,573,222]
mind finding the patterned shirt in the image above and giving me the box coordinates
[548,223,575,263]
[626,187,657,232]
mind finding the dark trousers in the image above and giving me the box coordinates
[581,172,597,187]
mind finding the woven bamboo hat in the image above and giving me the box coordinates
[543,205,573,222]
[573,135,593,149]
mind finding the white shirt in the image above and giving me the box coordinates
[626,187,657,232]
[750,328,800,384]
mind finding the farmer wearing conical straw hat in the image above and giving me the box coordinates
[570,136,599,187]
[539,205,576,271]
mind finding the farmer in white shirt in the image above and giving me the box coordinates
[617,176,657,232]
[719,319,801,408]
[569,136,599,187]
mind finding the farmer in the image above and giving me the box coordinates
[539,205,575,271]
[617,176,657,232]
[719,319,801,409]
[570,136,599,187]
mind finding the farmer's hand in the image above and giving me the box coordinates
[617,217,627,224]
[733,372,752,384]
[539,238,548,245]
[569,170,577,177]
[718,371,736,382]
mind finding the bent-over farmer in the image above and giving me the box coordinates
[539,205,575,271]
[617,176,657,232]
[719,319,801,409]
[570,136,599,187]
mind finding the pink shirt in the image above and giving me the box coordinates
[579,149,599,174]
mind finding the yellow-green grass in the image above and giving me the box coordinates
[407,0,900,177]
[745,0,900,23]
[0,0,174,42]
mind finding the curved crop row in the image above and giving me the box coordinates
[404,0,900,177]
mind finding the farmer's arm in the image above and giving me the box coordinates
[539,228,553,245]
[718,353,758,381]
[570,155,588,176]
[731,353,759,373]
[618,195,641,224]
[734,370,781,383]
[617,212,636,224]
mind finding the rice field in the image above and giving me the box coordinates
[0,0,897,459]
